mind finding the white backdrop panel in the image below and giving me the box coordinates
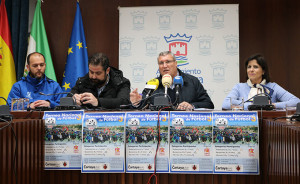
[119,4,239,110]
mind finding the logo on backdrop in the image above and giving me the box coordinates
[164,33,192,66]
[143,37,160,57]
[130,63,147,83]
[209,8,227,29]
[197,35,214,56]
[224,89,232,96]
[183,9,200,29]
[131,11,147,30]
[223,35,239,55]
[120,37,134,57]
[207,89,214,98]
[157,10,173,30]
[210,62,227,82]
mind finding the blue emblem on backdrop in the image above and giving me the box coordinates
[157,10,173,30]
[130,63,147,83]
[224,35,239,55]
[210,62,227,82]
[120,37,134,57]
[183,9,200,29]
[207,89,214,98]
[131,11,147,30]
[209,9,227,29]
[224,89,232,96]
[62,2,88,92]
[197,35,214,56]
[143,37,160,56]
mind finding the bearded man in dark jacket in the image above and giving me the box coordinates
[70,53,130,109]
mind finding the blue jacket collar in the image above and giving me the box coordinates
[24,73,47,85]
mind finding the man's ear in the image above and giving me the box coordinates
[26,64,29,71]
[106,67,110,75]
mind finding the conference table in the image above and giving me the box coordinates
[1,110,299,184]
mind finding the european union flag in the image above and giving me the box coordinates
[62,2,88,92]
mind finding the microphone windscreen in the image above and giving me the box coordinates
[162,74,172,88]
[147,78,159,90]
[295,103,300,115]
[174,76,183,86]
[253,96,269,105]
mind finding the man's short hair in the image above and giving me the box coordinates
[88,53,110,71]
[157,51,176,62]
[27,52,46,65]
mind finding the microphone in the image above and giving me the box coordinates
[290,103,300,121]
[39,92,80,110]
[133,79,159,109]
[39,92,70,96]
[162,74,172,96]
[0,96,9,106]
[0,97,12,121]
[151,74,173,111]
[247,93,274,111]
[173,76,183,105]
[144,78,159,98]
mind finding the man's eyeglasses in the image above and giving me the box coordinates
[158,60,175,66]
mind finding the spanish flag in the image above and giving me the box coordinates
[0,0,16,105]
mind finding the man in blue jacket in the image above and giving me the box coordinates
[7,52,64,109]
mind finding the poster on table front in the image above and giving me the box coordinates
[212,111,259,174]
[125,111,169,173]
[81,112,126,173]
[169,112,213,173]
[43,110,84,170]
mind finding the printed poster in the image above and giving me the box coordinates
[212,111,259,174]
[169,112,213,173]
[43,110,84,170]
[125,111,169,173]
[81,112,126,173]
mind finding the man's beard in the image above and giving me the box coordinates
[29,71,44,80]
[90,75,107,87]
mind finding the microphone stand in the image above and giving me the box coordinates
[0,97,12,121]
[173,84,181,107]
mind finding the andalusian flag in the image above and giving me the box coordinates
[0,0,16,105]
[62,1,88,92]
[24,0,56,81]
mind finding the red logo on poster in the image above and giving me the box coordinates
[248,148,254,157]
[204,147,210,156]
[115,147,120,155]
[74,145,79,153]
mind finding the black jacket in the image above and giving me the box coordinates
[143,68,214,109]
[70,67,130,109]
